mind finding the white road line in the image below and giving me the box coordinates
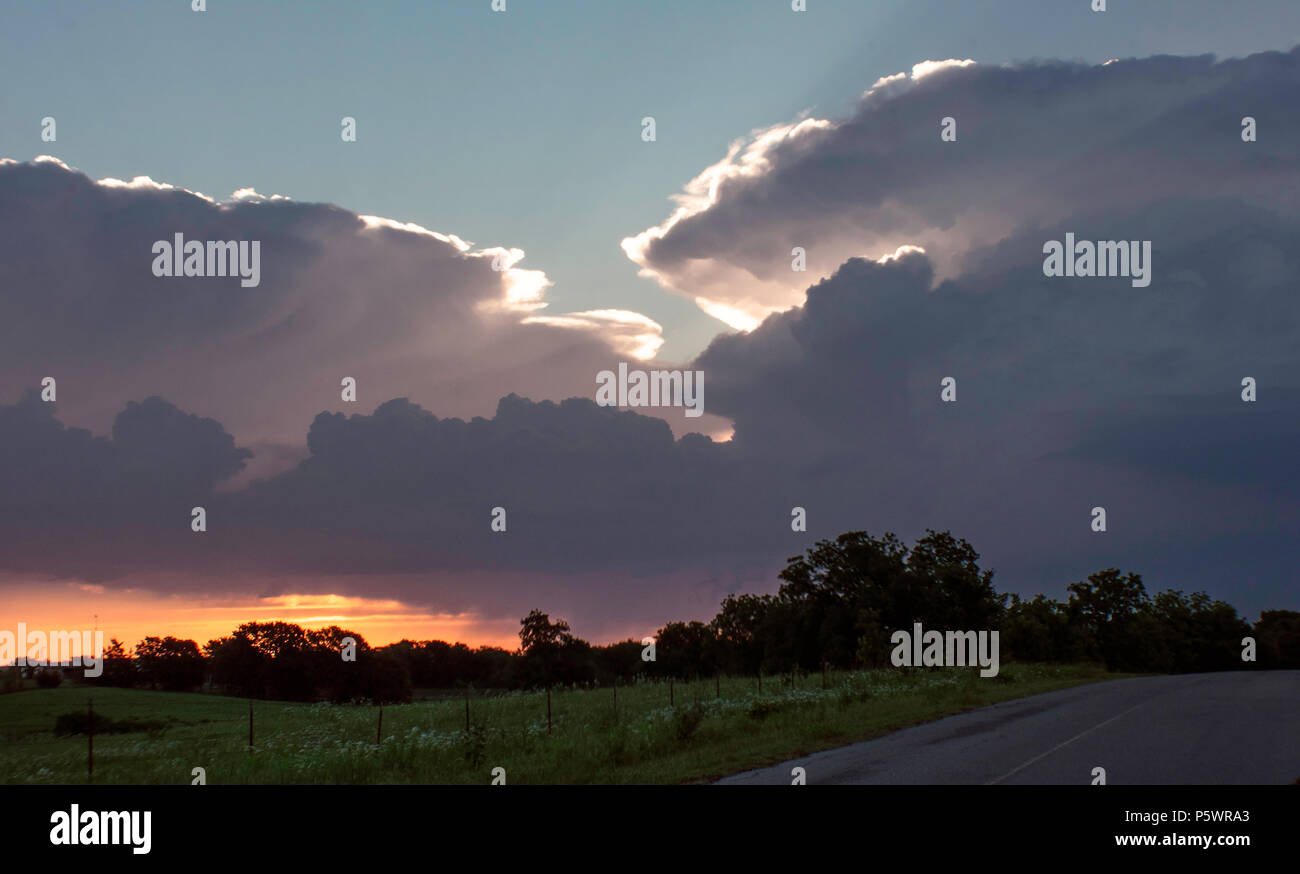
[985,700,1148,785]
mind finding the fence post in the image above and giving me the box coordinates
[87,698,94,781]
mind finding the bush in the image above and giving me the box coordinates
[605,725,633,765]
[838,685,872,706]
[0,668,22,692]
[460,723,488,767]
[34,668,63,689]
[672,702,707,741]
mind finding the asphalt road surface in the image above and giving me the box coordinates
[717,671,1300,785]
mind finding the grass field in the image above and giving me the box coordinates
[0,663,1122,784]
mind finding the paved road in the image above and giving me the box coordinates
[717,671,1300,785]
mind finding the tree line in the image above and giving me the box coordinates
[43,529,1299,703]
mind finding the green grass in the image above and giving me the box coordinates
[0,663,1125,784]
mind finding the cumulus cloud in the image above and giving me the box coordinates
[625,48,1300,328]
[0,157,678,466]
[522,309,665,361]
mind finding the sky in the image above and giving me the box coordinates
[6,0,1300,359]
[1,0,1298,650]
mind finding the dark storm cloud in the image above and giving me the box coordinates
[0,388,793,631]
[3,192,1295,628]
[689,194,1300,615]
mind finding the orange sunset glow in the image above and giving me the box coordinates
[0,582,522,652]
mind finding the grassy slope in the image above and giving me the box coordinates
[0,663,1129,785]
